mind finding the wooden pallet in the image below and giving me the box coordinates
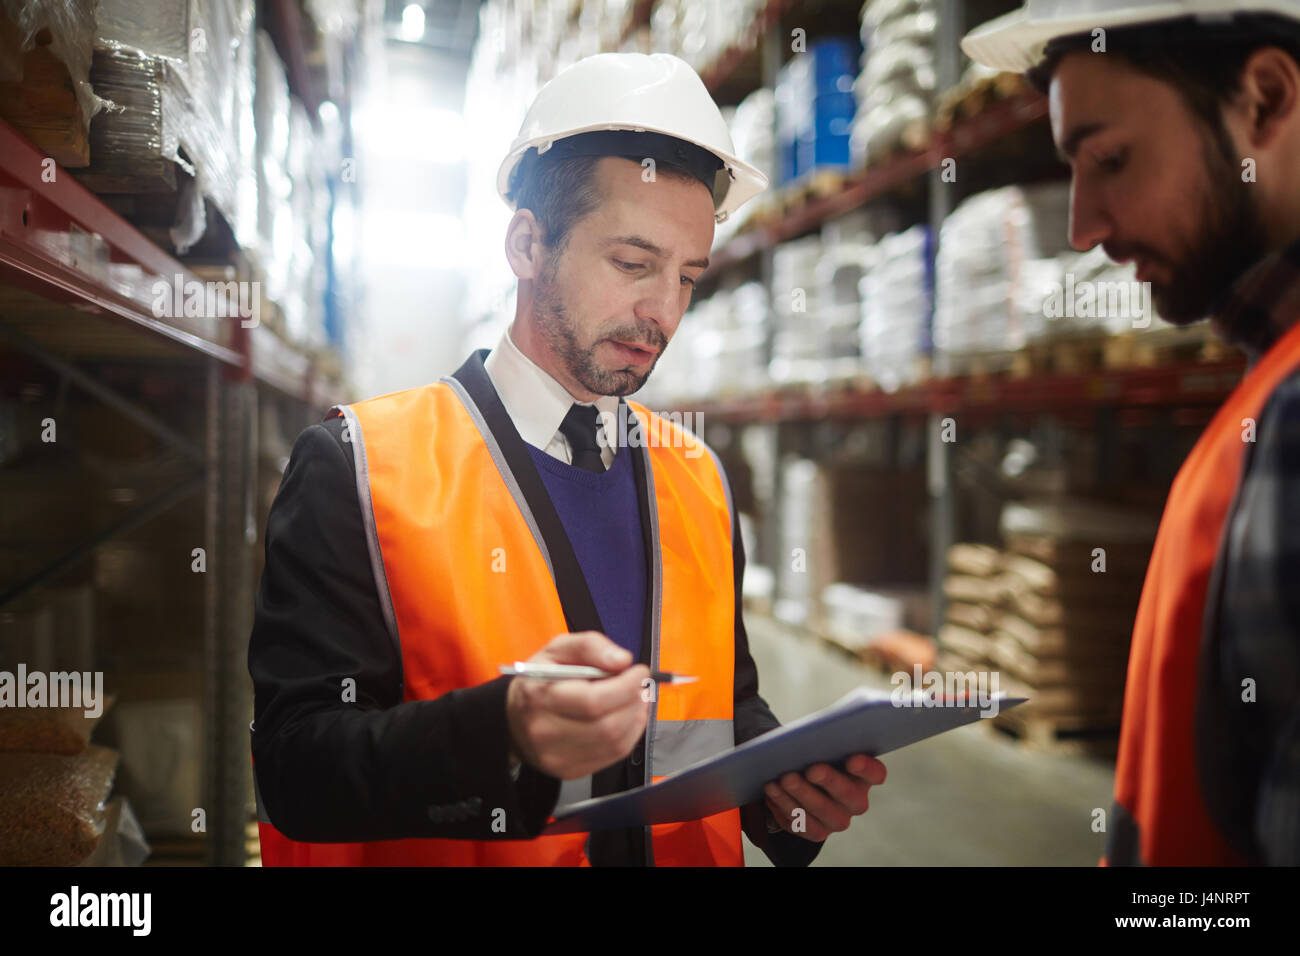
[940,326,1237,381]
[0,26,91,167]
[778,168,851,215]
[935,72,1029,131]
[1103,326,1237,369]
[987,704,1121,758]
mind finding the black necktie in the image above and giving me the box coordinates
[558,403,606,473]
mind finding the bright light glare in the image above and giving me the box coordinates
[353,105,466,163]
[363,211,465,270]
[400,4,425,42]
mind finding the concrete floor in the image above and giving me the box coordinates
[741,614,1116,866]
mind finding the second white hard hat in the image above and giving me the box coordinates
[963,0,1300,74]
[497,52,769,224]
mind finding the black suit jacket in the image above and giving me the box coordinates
[249,403,822,867]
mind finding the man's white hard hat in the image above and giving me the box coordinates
[962,0,1300,74]
[497,52,769,224]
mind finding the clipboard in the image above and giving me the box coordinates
[542,687,1027,834]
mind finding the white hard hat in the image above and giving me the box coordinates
[963,0,1300,74]
[496,52,769,224]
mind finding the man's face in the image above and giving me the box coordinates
[531,156,715,396]
[1050,52,1266,324]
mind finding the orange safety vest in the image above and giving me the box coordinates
[1104,316,1300,865]
[255,351,745,866]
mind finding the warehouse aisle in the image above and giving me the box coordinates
[741,615,1115,866]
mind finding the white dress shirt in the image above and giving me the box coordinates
[483,326,621,469]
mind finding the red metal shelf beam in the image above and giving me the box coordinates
[691,358,1247,423]
[699,0,799,93]
[0,119,328,404]
[0,119,244,367]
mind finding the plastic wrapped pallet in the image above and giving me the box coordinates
[853,0,936,166]
[0,0,106,158]
[933,183,1072,372]
[716,87,775,242]
[254,29,293,308]
[859,224,932,391]
[821,583,904,651]
[282,100,328,348]
[651,0,763,74]
[774,458,835,628]
[815,240,873,373]
[769,236,827,384]
[84,0,255,252]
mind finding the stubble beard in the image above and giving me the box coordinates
[532,253,663,397]
[1140,127,1267,328]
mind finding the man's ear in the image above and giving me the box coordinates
[1236,46,1300,150]
[504,209,546,281]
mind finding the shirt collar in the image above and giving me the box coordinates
[482,325,622,451]
[1212,235,1300,364]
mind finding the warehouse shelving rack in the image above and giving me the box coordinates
[667,0,1249,642]
[0,112,341,865]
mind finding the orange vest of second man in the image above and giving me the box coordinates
[1105,316,1300,865]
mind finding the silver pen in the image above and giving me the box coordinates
[499,662,698,684]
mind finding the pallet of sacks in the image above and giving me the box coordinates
[0,591,149,866]
[986,502,1157,755]
[936,541,1002,678]
[936,504,1157,755]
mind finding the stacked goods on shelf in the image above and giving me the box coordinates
[936,542,1003,672]
[852,0,936,166]
[82,0,256,253]
[1023,244,1212,365]
[102,670,203,845]
[0,588,148,865]
[934,58,1027,129]
[650,0,765,75]
[716,87,777,242]
[253,30,294,329]
[932,182,1072,374]
[281,101,330,349]
[0,745,124,864]
[0,0,105,166]
[461,0,551,339]
[858,224,933,391]
[815,236,874,380]
[768,235,830,385]
[775,36,858,185]
[721,281,770,395]
[821,582,932,662]
[939,501,1159,752]
[642,280,769,404]
[935,182,1210,376]
[774,458,834,629]
[775,455,929,632]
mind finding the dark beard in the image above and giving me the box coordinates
[1110,125,1266,329]
[532,259,666,397]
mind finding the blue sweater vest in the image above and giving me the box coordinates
[524,442,647,659]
